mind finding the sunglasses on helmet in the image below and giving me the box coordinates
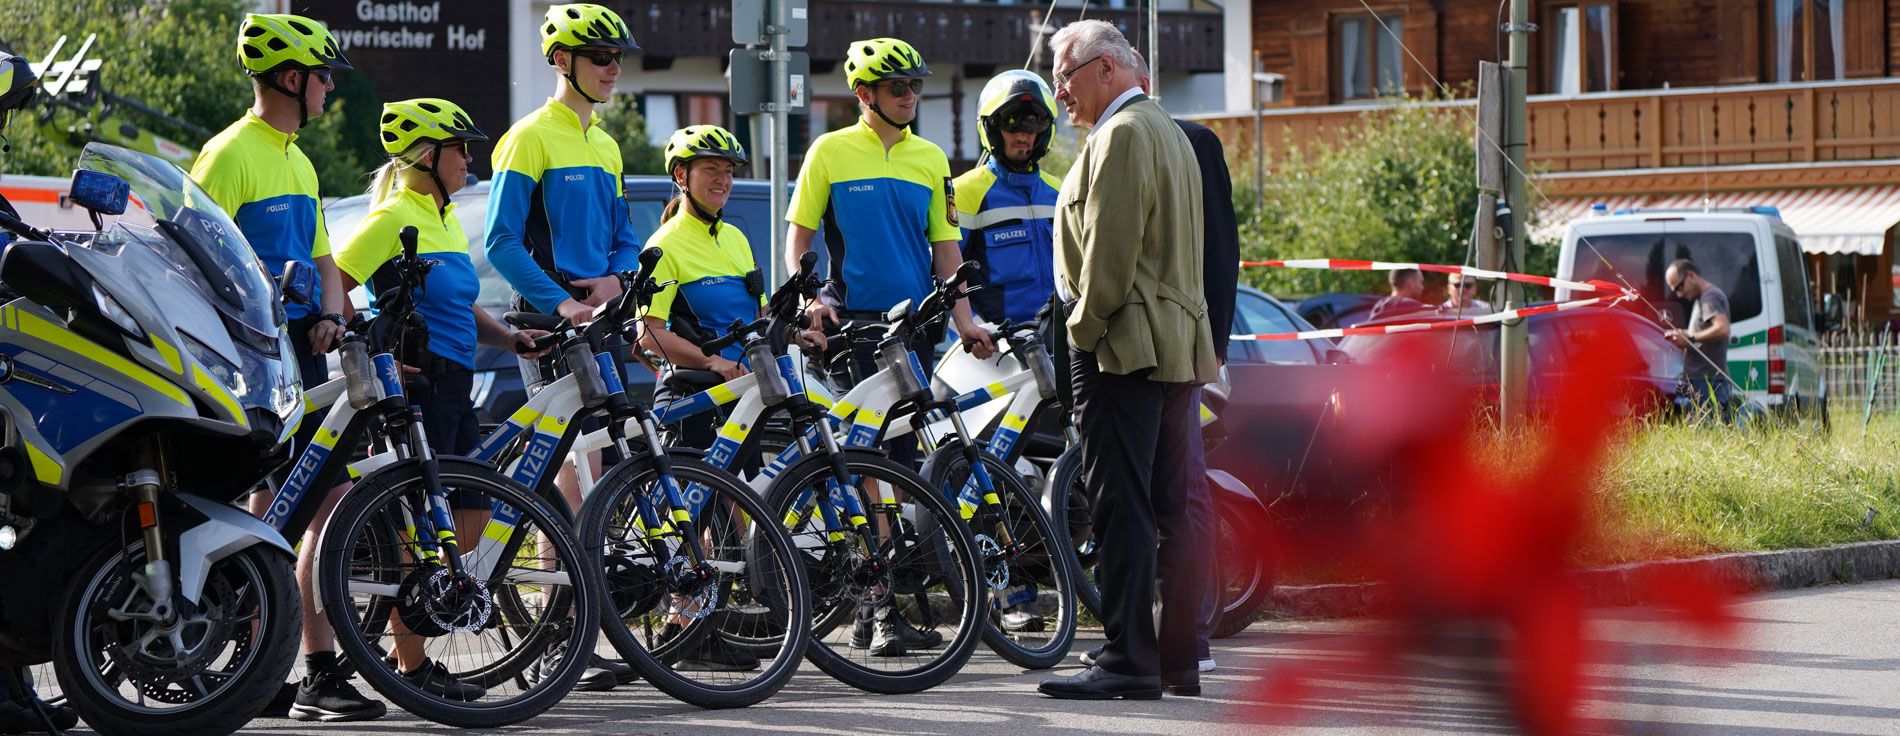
[572,48,623,67]
[877,79,925,98]
[999,115,1051,135]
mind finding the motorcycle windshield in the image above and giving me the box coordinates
[76,143,282,340]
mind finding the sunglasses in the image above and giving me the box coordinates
[999,115,1052,135]
[877,79,925,98]
[1668,279,1687,295]
[298,67,333,85]
[572,49,623,67]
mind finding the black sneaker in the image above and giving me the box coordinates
[530,636,617,692]
[289,669,386,722]
[893,612,945,650]
[0,697,78,733]
[590,654,638,686]
[386,658,485,702]
[678,633,761,672]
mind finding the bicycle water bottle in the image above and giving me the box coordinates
[339,338,383,410]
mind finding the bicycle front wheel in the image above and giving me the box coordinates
[920,444,1078,669]
[580,454,811,709]
[766,449,984,694]
[317,457,600,728]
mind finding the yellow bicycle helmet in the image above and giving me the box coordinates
[237,13,353,74]
[842,38,931,91]
[540,3,639,58]
[977,70,1057,164]
[380,98,488,155]
[663,125,749,175]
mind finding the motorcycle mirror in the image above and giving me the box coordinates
[68,170,129,218]
[0,242,92,310]
[279,260,318,306]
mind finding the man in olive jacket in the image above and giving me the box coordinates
[1038,19,1219,702]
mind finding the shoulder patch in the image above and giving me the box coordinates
[943,176,958,227]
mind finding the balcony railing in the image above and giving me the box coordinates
[1188,78,1900,173]
[621,0,1224,72]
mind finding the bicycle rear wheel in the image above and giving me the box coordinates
[580,455,810,709]
[765,449,983,694]
[920,444,1078,669]
[317,457,600,728]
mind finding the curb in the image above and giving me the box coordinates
[1264,539,1900,620]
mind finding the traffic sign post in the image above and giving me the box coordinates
[731,0,806,286]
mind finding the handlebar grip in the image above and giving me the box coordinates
[796,250,818,278]
[635,247,664,283]
[948,260,983,291]
[503,311,564,331]
[699,332,742,357]
[399,226,420,260]
[514,332,563,355]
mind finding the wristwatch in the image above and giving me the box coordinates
[318,313,346,329]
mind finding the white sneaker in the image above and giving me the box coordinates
[1199,657,1216,672]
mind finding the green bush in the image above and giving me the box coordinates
[1218,94,1559,301]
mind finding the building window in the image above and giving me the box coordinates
[1547,3,1614,94]
[1335,14,1403,101]
[1767,0,1847,82]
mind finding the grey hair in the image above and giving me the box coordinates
[1049,20,1139,75]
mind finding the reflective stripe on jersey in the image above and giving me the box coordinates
[646,210,763,364]
[788,119,959,312]
[189,112,329,320]
[952,158,1060,324]
[333,186,482,369]
[485,98,643,313]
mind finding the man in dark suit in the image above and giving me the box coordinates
[1038,20,1219,701]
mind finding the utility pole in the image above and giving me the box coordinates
[1499,0,1533,429]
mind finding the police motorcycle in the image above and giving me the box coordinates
[0,144,305,736]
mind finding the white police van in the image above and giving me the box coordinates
[1554,205,1842,420]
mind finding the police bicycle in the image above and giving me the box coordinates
[257,227,600,728]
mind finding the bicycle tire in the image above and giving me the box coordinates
[579,455,811,709]
[765,449,983,694]
[920,444,1078,669]
[317,457,600,728]
[1047,445,1103,619]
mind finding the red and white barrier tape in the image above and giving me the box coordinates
[1229,259,1643,342]
[1239,258,1629,296]
[1231,293,1638,342]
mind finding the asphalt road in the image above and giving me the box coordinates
[125,578,1900,734]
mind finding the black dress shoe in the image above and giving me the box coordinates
[1037,665,1161,700]
[1161,670,1201,696]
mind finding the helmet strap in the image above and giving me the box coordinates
[258,69,313,129]
[559,50,608,105]
[675,168,723,236]
[410,141,451,218]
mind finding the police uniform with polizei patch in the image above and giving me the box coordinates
[788,118,962,316]
[953,157,1060,324]
[643,208,765,450]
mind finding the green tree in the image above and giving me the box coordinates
[596,94,663,176]
[0,0,384,196]
[1223,94,1558,301]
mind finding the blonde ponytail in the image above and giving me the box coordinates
[364,145,431,205]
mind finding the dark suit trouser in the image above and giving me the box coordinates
[1071,347,1200,677]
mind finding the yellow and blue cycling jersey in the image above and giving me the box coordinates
[952,157,1060,324]
[189,111,330,320]
[333,185,482,370]
[485,98,642,313]
[646,209,764,363]
[788,119,960,312]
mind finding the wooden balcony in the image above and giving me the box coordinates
[624,0,1224,72]
[1189,78,1900,176]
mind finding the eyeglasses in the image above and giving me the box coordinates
[876,79,925,98]
[1054,54,1106,88]
[999,115,1052,135]
[572,48,623,67]
[303,67,333,84]
[1456,281,1479,291]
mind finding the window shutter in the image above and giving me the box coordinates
[1717,0,1762,84]
[1401,6,1439,95]
[1290,16,1329,106]
[1842,0,1886,78]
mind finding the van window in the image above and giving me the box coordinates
[1776,235,1813,331]
[1568,232,1763,326]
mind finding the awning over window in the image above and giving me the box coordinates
[1534,186,1900,255]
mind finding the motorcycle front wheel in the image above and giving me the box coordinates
[53,540,299,736]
